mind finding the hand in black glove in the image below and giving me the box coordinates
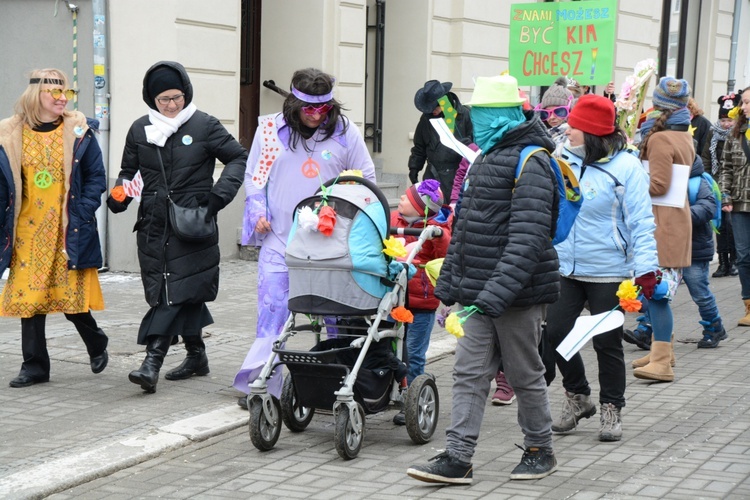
[106,178,131,214]
[106,196,129,214]
[195,193,210,206]
[408,170,419,185]
[204,193,223,222]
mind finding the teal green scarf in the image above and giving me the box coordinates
[471,106,526,152]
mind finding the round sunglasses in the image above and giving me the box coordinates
[41,88,78,100]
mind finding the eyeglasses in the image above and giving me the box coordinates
[302,103,333,116]
[41,88,77,100]
[537,105,571,121]
[156,94,185,105]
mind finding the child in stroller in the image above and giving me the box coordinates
[245,175,442,459]
[389,180,452,425]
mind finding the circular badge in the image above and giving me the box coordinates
[34,170,53,189]
[73,126,84,137]
[321,150,332,160]
[182,135,193,146]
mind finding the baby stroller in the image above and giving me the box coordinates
[246,176,441,459]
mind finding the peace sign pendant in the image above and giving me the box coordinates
[301,157,320,179]
[34,169,53,189]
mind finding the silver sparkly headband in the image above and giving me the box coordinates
[29,78,64,85]
[291,86,333,104]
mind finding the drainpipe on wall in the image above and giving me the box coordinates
[92,0,110,268]
[727,0,743,93]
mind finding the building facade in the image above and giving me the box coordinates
[1,0,748,272]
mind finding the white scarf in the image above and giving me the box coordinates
[145,102,197,147]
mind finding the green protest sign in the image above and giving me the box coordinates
[509,0,617,86]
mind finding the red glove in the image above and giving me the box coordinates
[634,270,662,300]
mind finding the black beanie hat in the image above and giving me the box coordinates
[142,61,193,110]
[146,66,185,103]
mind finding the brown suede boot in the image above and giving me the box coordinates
[632,335,675,368]
[633,341,674,382]
[738,300,750,326]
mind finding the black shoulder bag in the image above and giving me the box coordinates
[156,149,216,242]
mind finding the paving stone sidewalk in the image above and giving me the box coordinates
[1,259,749,498]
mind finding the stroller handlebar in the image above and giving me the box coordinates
[390,226,443,238]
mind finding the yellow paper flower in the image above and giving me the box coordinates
[616,279,639,300]
[445,313,464,338]
[424,258,444,287]
[382,236,407,258]
[728,106,740,120]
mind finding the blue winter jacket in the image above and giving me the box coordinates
[688,157,717,262]
[555,147,659,278]
[0,112,106,275]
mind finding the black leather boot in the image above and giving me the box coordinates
[128,335,171,393]
[713,253,729,278]
[10,315,51,388]
[165,336,209,380]
[65,312,109,374]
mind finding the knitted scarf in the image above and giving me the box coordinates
[708,121,730,175]
[145,102,197,147]
[639,107,691,141]
[470,106,526,153]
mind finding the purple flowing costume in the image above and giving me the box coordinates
[233,113,376,396]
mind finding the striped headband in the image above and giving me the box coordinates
[29,78,64,85]
[291,86,334,104]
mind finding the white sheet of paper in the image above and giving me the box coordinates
[430,118,480,163]
[641,160,690,208]
[556,310,625,361]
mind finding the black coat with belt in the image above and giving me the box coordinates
[118,111,247,307]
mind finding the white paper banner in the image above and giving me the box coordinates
[556,310,625,361]
[430,118,480,163]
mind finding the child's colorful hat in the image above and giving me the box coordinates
[406,180,444,216]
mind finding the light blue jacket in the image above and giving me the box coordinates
[555,147,659,278]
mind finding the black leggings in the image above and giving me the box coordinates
[545,277,626,408]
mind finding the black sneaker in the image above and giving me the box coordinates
[623,328,652,350]
[509,445,557,480]
[393,410,405,426]
[697,319,728,348]
[407,452,473,485]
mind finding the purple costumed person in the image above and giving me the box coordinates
[233,68,376,406]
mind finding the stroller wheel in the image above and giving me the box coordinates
[248,394,282,451]
[280,373,315,432]
[334,402,365,460]
[405,374,439,444]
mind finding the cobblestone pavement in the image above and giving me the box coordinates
[1,259,749,499]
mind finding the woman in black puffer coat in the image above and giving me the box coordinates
[107,61,247,393]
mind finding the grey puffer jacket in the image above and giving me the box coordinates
[434,113,560,318]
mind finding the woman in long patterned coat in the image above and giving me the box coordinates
[0,68,109,388]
